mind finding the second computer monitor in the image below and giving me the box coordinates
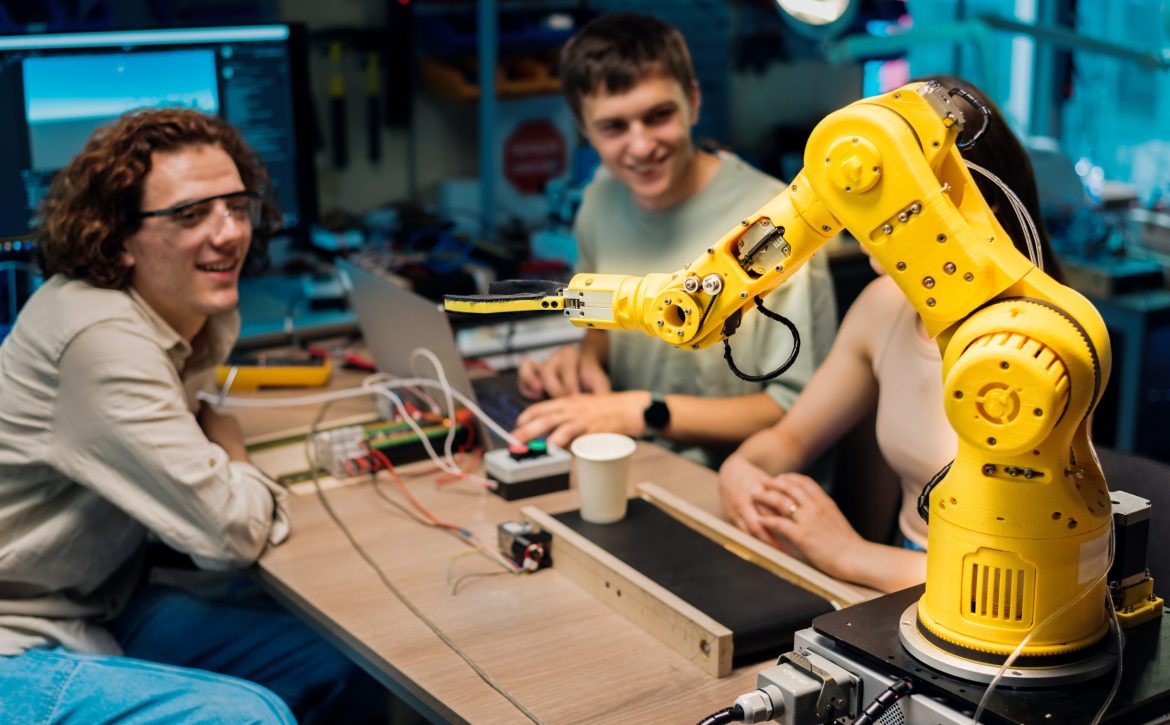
[0,23,318,243]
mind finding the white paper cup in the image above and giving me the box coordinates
[570,433,637,524]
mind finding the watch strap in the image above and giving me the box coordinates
[642,392,670,439]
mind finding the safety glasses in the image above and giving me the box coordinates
[138,190,261,230]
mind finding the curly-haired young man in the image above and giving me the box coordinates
[0,108,385,724]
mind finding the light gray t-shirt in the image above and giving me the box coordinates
[575,152,838,466]
[0,275,289,656]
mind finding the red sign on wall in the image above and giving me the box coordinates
[503,119,567,195]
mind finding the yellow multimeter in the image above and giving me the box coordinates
[215,354,332,391]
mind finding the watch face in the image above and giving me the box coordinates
[645,399,670,429]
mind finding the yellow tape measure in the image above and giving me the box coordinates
[215,355,332,391]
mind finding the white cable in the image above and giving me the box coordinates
[409,348,461,468]
[301,414,543,724]
[972,521,1119,723]
[215,366,239,412]
[358,380,494,487]
[196,377,521,446]
[965,160,1042,267]
[363,384,460,477]
[196,378,519,444]
[375,376,519,445]
[965,160,1044,271]
[1090,593,1124,725]
[196,376,523,482]
[198,380,468,478]
[195,385,373,409]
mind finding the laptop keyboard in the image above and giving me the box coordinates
[471,371,527,433]
[473,386,525,432]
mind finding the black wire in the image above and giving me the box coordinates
[304,404,544,724]
[854,678,913,725]
[694,287,718,341]
[695,704,745,725]
[917,460,954,524]
[368,470,497,555]
[722,295,801,383]
[369,471,433,527]
[948,87,990,150]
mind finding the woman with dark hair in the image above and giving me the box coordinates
[0,108,385,723]
[927,74,1063,282]
[718,78,1064,593]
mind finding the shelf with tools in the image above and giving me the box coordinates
[419,54,561,101]
[415,3,586,101]
[408,1,594,242]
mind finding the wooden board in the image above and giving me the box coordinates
[519,485,878,679]
[521,505,735,678]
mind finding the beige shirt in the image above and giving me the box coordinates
[0,275,289,656]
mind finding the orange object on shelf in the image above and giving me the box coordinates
[420,55,561,100]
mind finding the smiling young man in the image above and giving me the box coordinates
[0,109,384,723]
[515,13,839,468]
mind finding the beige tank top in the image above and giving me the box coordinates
[871,292,957,548]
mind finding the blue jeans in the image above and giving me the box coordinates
[0,581,388,724]
[901,532,927,552]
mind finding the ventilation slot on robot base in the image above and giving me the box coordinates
[962,550,1036,628]
[970,565,1026,620]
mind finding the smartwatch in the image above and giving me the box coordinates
[642,393,671,439]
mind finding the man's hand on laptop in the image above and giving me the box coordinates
[517,345,610,400]
[511,390,649,449]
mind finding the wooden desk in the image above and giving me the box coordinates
[240,372,829,723]
[232,374,804,725]
[257,443,786,724]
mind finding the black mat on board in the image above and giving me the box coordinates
[553,498,834,665]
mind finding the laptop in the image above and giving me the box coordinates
[335,258,528,447]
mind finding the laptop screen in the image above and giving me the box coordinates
[336,258,528,448]
[337,257,476,402]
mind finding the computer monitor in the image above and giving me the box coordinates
[0,23,318,245]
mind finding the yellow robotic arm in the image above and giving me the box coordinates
[446,81,1159,670]
[444,173,832,352]
[449,83,1048,352]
